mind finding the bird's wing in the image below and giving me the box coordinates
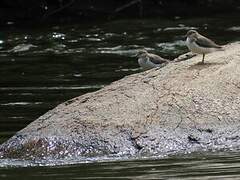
[148,53,169,64]
[195,35,222,48]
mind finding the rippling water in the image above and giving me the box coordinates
[1,152,240,179]
[1,13,240,179]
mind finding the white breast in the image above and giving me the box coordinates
[138,57,159,70]
[186,37,215,54]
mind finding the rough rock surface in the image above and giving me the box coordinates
[1,42,240,161]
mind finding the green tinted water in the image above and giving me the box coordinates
[1,14,240,179]
[1,152,240,179]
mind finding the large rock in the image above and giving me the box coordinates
[1,42,240,162]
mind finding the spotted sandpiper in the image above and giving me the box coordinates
[185,30,223,64]
[136,49,170,70]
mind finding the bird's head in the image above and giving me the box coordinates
[186,30,198,39]
[136,49,148,58]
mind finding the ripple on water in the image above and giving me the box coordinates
[0,86,104,91]
[51,32,66,40]
[1,102,42,106]
[96,45,154,57]
[163,25,197,32]
[115,68,140,72]
[156,40,186,55]
[226,26,240,32]
[9,44,37,53]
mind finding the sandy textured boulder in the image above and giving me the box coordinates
[1,42,240,162]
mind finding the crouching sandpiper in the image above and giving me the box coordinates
[186,30,223,64]
[136,49,170,70]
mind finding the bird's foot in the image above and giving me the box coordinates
[196,61,205,65]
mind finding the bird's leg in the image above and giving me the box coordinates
[202,54,205,64]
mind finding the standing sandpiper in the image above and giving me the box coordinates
[136,50,170,70]
[185,30,223,64]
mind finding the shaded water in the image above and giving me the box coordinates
[1,152,240,179]
[1,13,240,178]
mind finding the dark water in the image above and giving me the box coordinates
[1,152,240,179]
[1,13,240,179]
